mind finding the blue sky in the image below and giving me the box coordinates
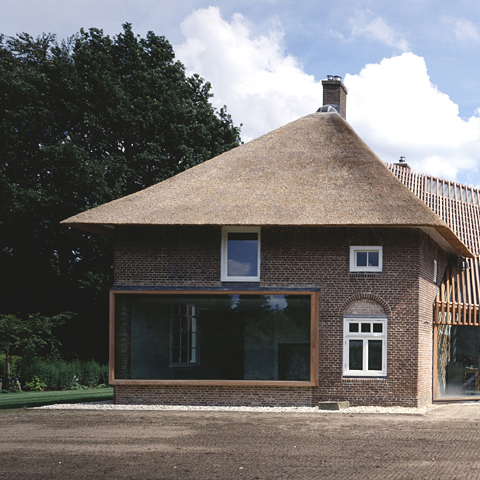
[3,1,480,186]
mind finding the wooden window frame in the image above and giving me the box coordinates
[110,290,319,387]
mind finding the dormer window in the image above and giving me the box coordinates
[350,246,382,273]
[221,227,260,282]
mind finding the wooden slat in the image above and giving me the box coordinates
[387,162,480,326]
[466,259,473,325]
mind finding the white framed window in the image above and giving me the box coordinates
[170,304,199,366]
[350,246,382,272]
[221,226,260,282]
[343,317,387,377]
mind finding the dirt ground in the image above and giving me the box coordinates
[1,405,480,480]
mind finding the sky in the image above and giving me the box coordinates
[3,1,480,186]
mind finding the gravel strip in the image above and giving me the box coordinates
[33,401,444,414]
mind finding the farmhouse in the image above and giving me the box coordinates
[62,76,480,407]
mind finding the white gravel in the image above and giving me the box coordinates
[33,401,443,415]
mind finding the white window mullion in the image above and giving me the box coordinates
[363,338,368,374]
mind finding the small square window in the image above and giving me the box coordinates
[350,246,383,272]
[221,227,260,282]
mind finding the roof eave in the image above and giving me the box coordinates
[61,222,115,238]
[60,220,474,258]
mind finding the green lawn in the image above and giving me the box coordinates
[0,388,113,410]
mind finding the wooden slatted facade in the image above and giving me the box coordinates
[387,163,480,326]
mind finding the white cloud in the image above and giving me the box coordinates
[454,18,480,42]
[176,8,480,183]
[332,10,409,52]
[176,7,323,142]
[350,12,409,52]
[345,53,480,180]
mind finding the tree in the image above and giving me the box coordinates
[0,25,241,359]
[0,312,73,389]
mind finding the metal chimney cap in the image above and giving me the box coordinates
[399,156,406,163]
[333,75,342,82]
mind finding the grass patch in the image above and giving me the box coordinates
[0,388,113,410]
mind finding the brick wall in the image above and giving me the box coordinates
[114,385,313,407]
[113,225,446,407]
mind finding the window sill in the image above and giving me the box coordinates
[342,376,387,382]
[220,278,261,283]
[110,379,317,387]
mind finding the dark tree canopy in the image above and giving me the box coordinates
[0,24,241,360]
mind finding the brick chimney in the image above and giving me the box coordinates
[318,75,348,119]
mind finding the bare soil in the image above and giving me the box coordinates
[1,404,480,479]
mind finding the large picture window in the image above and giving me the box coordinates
[221,227,260,282]
[343,317,387,376]
[113,292,314,384]
[436,324,480,399]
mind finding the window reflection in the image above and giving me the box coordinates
[115,294,311,382]
[227,232,258,277]
[437,325,480,398]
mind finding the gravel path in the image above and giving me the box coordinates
[34,400,444,414]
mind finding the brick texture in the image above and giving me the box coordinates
[113,225,446,407]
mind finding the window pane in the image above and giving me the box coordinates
[368,340,383,370]
[373,323,383,333]
[436,325,480,399]
[349,323,359,333]
[367,251,379,267]
[115,294,311,381]
[356,251,367,267]
[227,233,258,277]
[349,340,363,370]
[361,323,371,333]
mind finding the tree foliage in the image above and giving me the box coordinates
[0,25,241,359]
[0,312,73,389]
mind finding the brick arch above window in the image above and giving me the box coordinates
[341,294,391,317]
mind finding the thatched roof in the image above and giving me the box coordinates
[62,112,472,257]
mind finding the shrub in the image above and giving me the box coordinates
[25,375,47,391]
[19,358,109,391]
